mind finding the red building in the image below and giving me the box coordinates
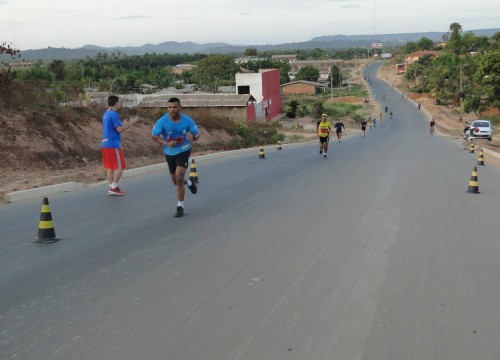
[236,69,282,122]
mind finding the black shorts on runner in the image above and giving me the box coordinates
[336,129,342,134]
[319,136,329,144]
[165,149,191,174]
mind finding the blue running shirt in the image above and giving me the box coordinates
[152,113,200,156]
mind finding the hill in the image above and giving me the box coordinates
[4,28,499,61]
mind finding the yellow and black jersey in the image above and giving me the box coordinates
[317,121,331,137]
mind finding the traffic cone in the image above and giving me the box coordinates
[477,148,485,166]
[32,197,62,243]
[259,146,265,159]
[189,159,199,183]
[469,143,475,153]
[467,166,480,194]
[277,141,282,150]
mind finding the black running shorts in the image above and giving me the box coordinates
[165,149,191,174]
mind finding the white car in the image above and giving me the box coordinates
[470,120,493,141]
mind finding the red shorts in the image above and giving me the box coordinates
[101,148,126,170]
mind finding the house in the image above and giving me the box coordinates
[235,69,282,122]
[405,51,440,64]
[234,56,267,64]
[139,93,257,122]
[281,80,321,96]
[271,54,298,63]
[5,61,32,69]
[171,64,196,75]
[290,60,343,73]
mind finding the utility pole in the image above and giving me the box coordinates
[459,65,463,122]
[330,66,333,100]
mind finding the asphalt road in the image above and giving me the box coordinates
[2,62,500,360]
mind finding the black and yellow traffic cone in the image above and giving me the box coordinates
[467,166,480,194]
[259,146,265,159]
[277,141,282,150]
[32,197,62,243]
[469,143,475,153]
[477,148,485,166]
[189,159,199,183]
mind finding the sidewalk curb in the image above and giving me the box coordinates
[4,182,88,204]
[482,147,500,160]
[4,141,317,204]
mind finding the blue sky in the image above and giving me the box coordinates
[1,0,499,50]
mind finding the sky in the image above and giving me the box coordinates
[1,0,499,50]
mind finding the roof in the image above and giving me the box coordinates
[271,55,298,61]
[138,93,256,108]
[281,80,321,87]
[406,50,440,58]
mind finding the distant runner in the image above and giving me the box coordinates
[333,119,346,143]
[361,119,367,138]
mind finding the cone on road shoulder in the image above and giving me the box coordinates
[469,143,475,153]
[259,146,265,159]
[32,197,62,243]
[477,148,485,166]
[189,159,199,183]
[467,166,480,194]
[277,141,282,150]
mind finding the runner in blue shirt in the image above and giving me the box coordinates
[152,97,200,217]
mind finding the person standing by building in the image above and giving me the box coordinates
[151,97,200,217]
[317,113,331,158]
[101,95,139,196]
[333,119,346,143]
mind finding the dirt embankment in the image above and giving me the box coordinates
[0,107,238,201]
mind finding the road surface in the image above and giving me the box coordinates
[1,62,500,360]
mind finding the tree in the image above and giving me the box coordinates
[417,37,434,51]
[405,42,418,53]
[474,49,500,108]
[491,32,500,49]
[448,22,463,54]
[330,65,341,86]
[295,65,319,82]
[190,54,239,90]
[0,41,20,58]
[244,47,258,56]
[310,48,327,59]
[0,42,21,106]
[49,60,66,81]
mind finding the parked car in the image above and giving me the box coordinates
[469,120,493,141]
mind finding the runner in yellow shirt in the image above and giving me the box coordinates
[316,113,331,158]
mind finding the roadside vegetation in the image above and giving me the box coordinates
[389,23,500,125]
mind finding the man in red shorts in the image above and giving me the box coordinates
[101,95,138,196]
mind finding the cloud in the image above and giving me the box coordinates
[117,15,150,20]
